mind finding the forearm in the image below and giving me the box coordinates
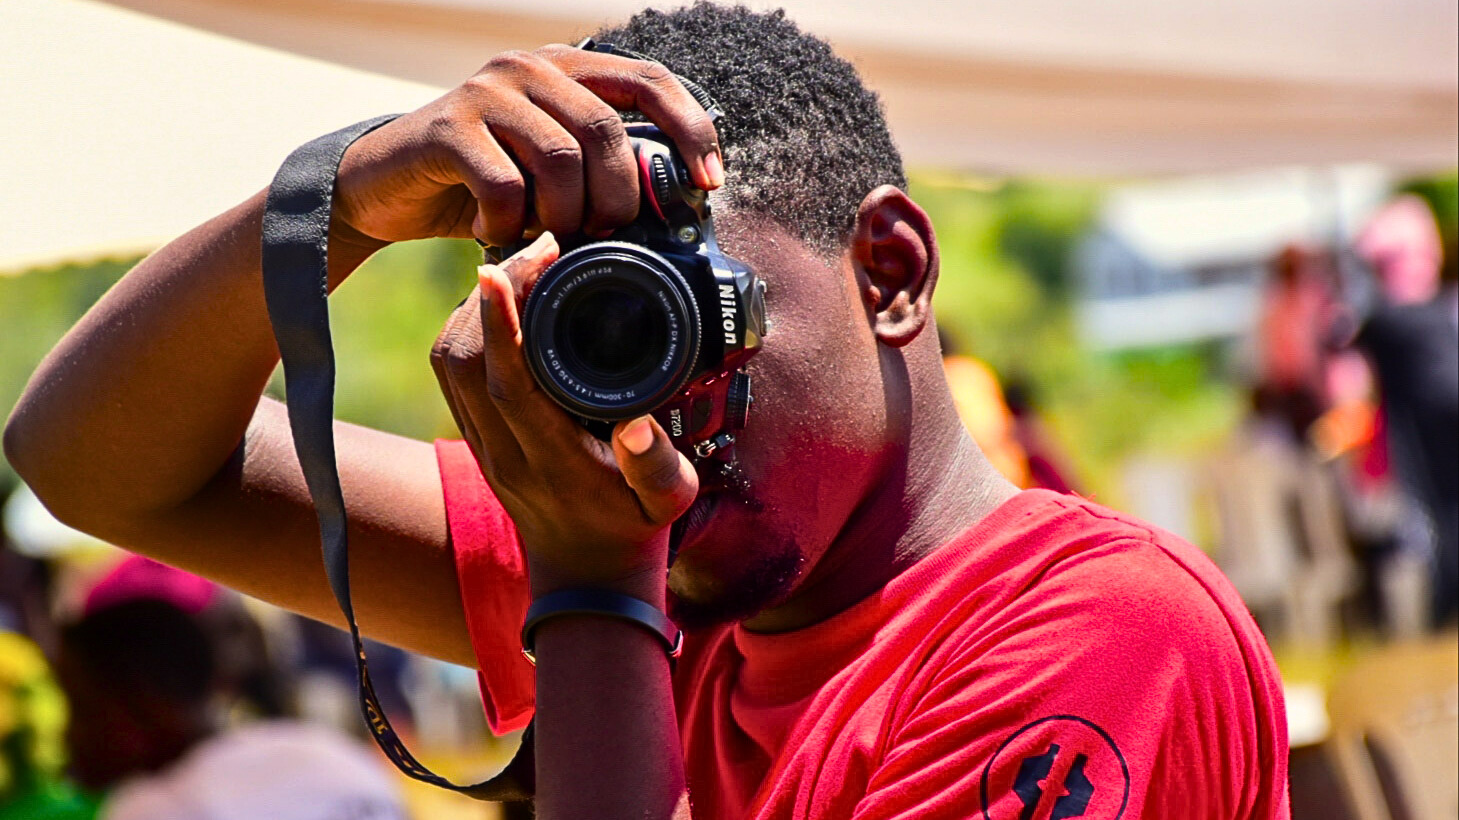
[4,190,382,534]
[532,615,690,819]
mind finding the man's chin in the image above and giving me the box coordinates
[667,544,805,632]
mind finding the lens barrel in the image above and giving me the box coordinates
[522,242,702,421]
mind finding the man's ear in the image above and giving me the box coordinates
[850,185,939,348]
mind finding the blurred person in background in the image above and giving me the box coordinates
[1346,195,1459,628]
[57,595,409,820]
[940,330,1081,494]
[84,554,300,722]
[0,631,98,820]
[1311,346,1432,638]
[1002,378,1081,495]
[1256,243,1340,443]
[0,534,56,655]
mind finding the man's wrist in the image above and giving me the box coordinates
[527,559,668,609]
[522,588,682,664]
[326,212,391,288]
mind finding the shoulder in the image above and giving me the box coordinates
[903,491,1285,737]
[139,723,400,803]
[924,491,1255,657]
[866,495,1288,817]
[952,493,1271,685]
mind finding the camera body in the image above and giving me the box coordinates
[514,124,767,459]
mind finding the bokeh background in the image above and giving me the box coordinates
[2,1,1456,818]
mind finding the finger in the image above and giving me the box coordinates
[524,75,639,234]
[478,234,581,450]
[538,46,723,190]
[429,116,529,246]
[613,415,699,526]
[435,287,526,473]
[431,292,479,440]
[485,103,587,237]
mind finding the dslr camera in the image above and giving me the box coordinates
[504,123,767,461]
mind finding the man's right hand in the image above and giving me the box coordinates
[332,44,725,248]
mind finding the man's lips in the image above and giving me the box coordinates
[676,492,721,551]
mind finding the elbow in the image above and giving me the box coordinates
[4,399,40,492]
[4,398,94,535]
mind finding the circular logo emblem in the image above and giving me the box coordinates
[980,715,1130,820]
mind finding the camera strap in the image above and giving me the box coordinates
[260,114,536,802]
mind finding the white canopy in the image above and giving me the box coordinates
[2,0,1454,273]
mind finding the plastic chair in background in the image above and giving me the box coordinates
[1206,421,1360,648]
[1325,635,1459,820]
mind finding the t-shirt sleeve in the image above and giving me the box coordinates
[851,539,1288,820]
[436,439,535,735]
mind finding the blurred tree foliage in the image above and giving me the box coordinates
[0,255,142,496]
[913,172,1242,507]
[286,237,481,440]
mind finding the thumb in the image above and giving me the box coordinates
[613,415,699,527]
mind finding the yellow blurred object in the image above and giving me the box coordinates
[393,742,522,820]
[399,775,502,820]
[943,356,1029,487]
[0,632,71,798]
[1325,634,1459,820]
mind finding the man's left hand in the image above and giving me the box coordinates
[430,233,699,604]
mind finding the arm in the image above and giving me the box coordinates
[5,43,719,674]
[8,43,720,816]
[433,239,699,818]
[3,190,472,661]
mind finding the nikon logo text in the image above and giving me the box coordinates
[719,284,738,345]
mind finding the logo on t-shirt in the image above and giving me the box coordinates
[980,715,1129,820]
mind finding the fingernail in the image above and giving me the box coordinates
[620,416,654,455]
[525,231,554,257]
[705,151,725,189]
[476,266,497,308]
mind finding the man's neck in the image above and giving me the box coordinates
[744,385,1018,633]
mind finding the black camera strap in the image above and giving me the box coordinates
[260,114,535,802]
[260,43,718,806]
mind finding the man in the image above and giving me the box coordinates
[57,597,408,820]
[5,5,1288,818]
[1351,196,1459,628]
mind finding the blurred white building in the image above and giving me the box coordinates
[1076,166,1393,349]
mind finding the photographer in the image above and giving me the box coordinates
[5,5,1289,819]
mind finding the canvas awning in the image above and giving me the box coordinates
[2,0,1454,273]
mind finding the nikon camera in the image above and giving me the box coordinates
[511,123,767,461]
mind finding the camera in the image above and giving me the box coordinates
[508,124,767,460]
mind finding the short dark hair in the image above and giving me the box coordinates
[593,3,907,254]
[62,598,215,706]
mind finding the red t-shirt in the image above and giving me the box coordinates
[438,440,1290,819]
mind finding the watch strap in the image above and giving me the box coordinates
[521,589,683,664]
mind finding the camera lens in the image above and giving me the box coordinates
[558,282,667,387]
[522,242,701,421]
